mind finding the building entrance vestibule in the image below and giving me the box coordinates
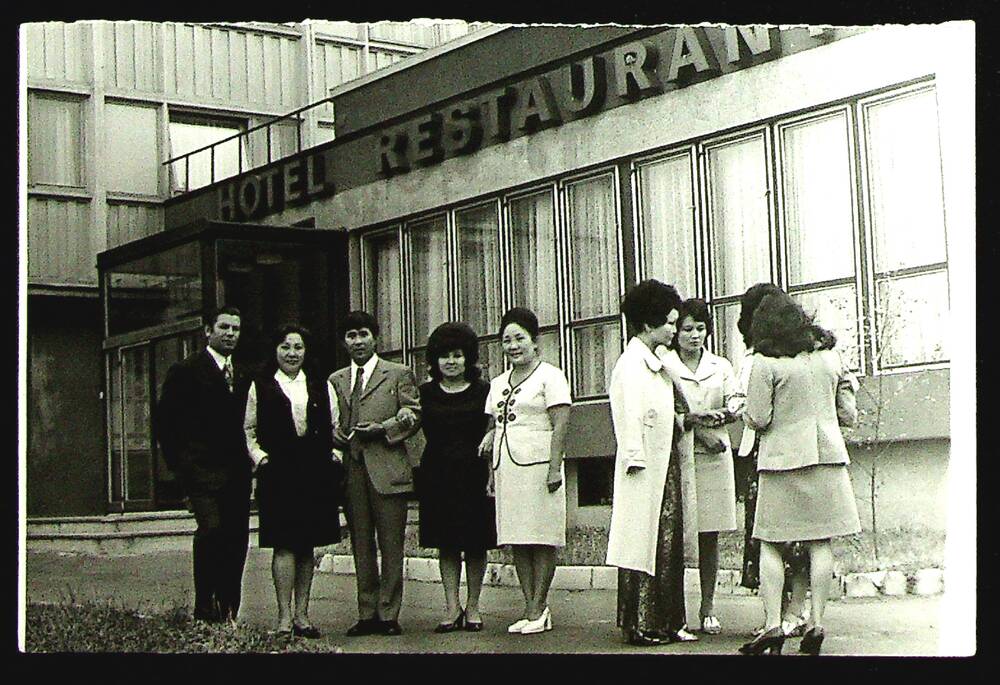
[98,220,349,513]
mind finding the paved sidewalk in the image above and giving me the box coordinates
[25,548,941,655]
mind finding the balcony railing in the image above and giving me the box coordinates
[163,97,335,196]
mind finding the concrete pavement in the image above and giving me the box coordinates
[25,548,940,655]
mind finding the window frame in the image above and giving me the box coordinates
[558,167,626,402]
[27,89,88,190]
[104,97,164,200]
[856,83,950,374]
[166,109,250,193]
[774,104,866,372]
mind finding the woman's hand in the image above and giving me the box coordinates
[694,428,727,453]
[688,410,729,428]
[253,456,269,473]
[477,430,494,458]
[396,407,418,429]
[546,466,563,493]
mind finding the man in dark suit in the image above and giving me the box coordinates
[329,311,421,636]
[156,305,252,623]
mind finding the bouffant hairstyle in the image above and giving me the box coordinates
[499,307,540,341]
[674,298,714,340]
[750,292,837,358]
[265,323,314,375]
[341,310,380,338]
[620,280,683,337]
[425,321,482,382]
[737,283,784,348]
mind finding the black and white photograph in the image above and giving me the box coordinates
[17,13,977,657]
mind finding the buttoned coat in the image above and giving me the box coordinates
[328,358,421,495]
[606,338,698,576]
[745,349,858,472]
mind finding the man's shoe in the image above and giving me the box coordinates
[380,620,403,636]
[345,618,382,637]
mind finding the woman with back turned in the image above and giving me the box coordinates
[738,292,860,656]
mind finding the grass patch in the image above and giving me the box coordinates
[317,524,944,575]
[25,601,337,653]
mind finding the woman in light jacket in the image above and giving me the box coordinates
[606,280,698,647]
[738,292,860,656]
[658,298,739,635]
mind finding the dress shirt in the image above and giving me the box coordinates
[349,353,380,394]
[206,345,230,372]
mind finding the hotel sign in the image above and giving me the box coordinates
[377,26,812,177]
[217,150,336,222]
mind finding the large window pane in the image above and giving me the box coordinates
[864,89,947,272]
[793,286,861,370]
[714,302,745,366]
[363,231,403,351]
[107,351,124,502]
[638,152,697,297]
[706,135,771,297]
[509,191,559,326]
[875,271,948,367]
[107,241,202,336]
[106,102,159,195]
[537,329,561,369]
[481,339,506,381]
[28,93,84,187]
[781,113,856,284]
[408,216,449,346]
[572,321,620,397]
[168,116,246,192]
[456,203,502,338]
[122,346,152,501]
[566,174,619,320]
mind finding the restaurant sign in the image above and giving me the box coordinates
[377,26,814,177]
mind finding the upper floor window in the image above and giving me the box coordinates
[27,91,85,188]
[168,112,247,192]
[105,101,160,196]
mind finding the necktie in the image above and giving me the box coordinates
[347,366,365,429]
[223,359,234,393]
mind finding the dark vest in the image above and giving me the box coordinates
[254,373,333,461]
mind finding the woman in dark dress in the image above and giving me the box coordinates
[417,322,497,633]
[244,324,342,637]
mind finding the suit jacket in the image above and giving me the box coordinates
[744,348,858,472]
[155,349,252,496]
[328,358,421,495]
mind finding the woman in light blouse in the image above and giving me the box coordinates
[244,323,343,637]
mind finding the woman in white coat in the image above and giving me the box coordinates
[606,280,698,647]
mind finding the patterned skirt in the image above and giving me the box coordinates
[616,449,688,636]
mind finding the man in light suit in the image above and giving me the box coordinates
[156,306,252,623]
[329,311,421,636]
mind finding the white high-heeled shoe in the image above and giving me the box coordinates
[520,607,552,634]
[507,618,530,633]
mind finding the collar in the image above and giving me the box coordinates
[206,346,230,372]
[628,337,663,372]
[274,369,307,387]
[659,347,720,382]
[350,353,380,380]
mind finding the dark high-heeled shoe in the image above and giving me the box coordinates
[434,609,466,633]
[739,626,785,655]
[799,626,825,655]
[625,629,670,646]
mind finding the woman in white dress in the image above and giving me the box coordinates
[478,307,571,635]
[657,298,738,636]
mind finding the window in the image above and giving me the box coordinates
[703,132,773,363]
[28,92,85,187]
[455,202,505,380]
[168,113,247,192]
[105,102,160,195]
[406,215,450,381]
[564,172,621,398]
[861,87,948,369]
[362,229,404,364]
[508,189,562,369]
[635,149,698,299]
[778,109,861,369]
[577,458,614,506]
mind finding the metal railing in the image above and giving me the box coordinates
[163,97,335,195]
